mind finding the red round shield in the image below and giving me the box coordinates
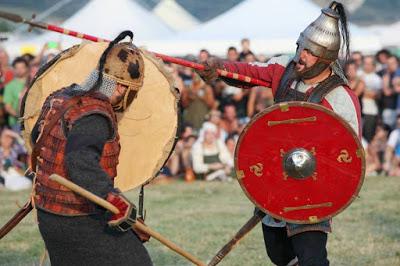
[235,102,365,224]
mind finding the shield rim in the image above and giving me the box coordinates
[235,101,365,224]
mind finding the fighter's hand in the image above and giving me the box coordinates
[106,191,137,232]
[196,57,225,84]
[133,218,151,243]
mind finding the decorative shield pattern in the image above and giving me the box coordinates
[21,41,179,192]
[235,101,365,224]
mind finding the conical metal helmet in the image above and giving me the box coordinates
[294,2,341,63]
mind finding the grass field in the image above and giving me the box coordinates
[0,175,399,266]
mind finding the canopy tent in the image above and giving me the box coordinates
[367,21,400,48]
[5,0,175,56]
[144,0,382,56]
[153,0,200,32]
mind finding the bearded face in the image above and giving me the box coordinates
[294,49,319,75]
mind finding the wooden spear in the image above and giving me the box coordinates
[49,174,205,266]
[0,10,269,87]
[208,209,266,266]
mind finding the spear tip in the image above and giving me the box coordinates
[0,10,24,23]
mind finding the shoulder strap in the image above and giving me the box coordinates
[275,61,296,103]
[31,97,81,171]
[307,75,346,103]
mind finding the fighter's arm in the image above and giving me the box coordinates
[198,56,288,92]
[221,57,288,92]
[65,114,114,198]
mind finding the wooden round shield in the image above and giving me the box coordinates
[22,41,179,192]
[235,101,365,224]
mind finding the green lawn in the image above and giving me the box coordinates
[0,176,399,266]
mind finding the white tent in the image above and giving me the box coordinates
[6,0,175,56]
[144,0,382,56]
[153,0,200,32]
[367,21,400,48]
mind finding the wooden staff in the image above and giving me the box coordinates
[0,11,269,87]
[49,174,205,266]
[208,209,266,266]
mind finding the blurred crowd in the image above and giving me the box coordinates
[0,38,399,190]
[0,43,60,190]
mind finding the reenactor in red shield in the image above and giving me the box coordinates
[198,2,361,265]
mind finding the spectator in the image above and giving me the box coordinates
[0,129,30,190]
[247,86,274,117]
[165,63,185,93]
[198,110,227,143]
[217,81,250,121]
[345,60,364,114]
[198,49,210,63]
[0,48,14,87]
[360,56,382,142]
[384,115,400,176]
[366,124,390,175]
[227,46,239,62]
[191,123,233,181]
[350,51,363,72]
[239,38,254,61]
[345,60,365,98]
[212,79,231,111]
[257,54,268,63]
[375,49,391,75]
[3,57,29,131]
[244,53,257,63]
[181,73,215,130]
[220,104,240,136]
[163,123,197,181]
[225,134,237,158]
[381,55,400,128]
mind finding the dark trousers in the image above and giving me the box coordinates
[362,114,378,143]
[262,224,329,266]
[38,209,153,266]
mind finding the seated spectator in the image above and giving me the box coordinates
[225,134,237,158]
[191,123,233,181]
[384,115,400,176]
[198,110,227,143]
[0,129,30,190]
[365,124,390,176]
[163,123,197,181]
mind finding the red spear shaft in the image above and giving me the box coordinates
[0,11,269,87]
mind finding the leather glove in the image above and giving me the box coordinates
[196,57,225,84]
[106,191,137,232]
[133,218,151,243]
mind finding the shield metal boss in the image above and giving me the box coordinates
[235,102,365,224]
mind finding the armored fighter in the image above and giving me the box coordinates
[198,2,361,265]
[30,31,153,265]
